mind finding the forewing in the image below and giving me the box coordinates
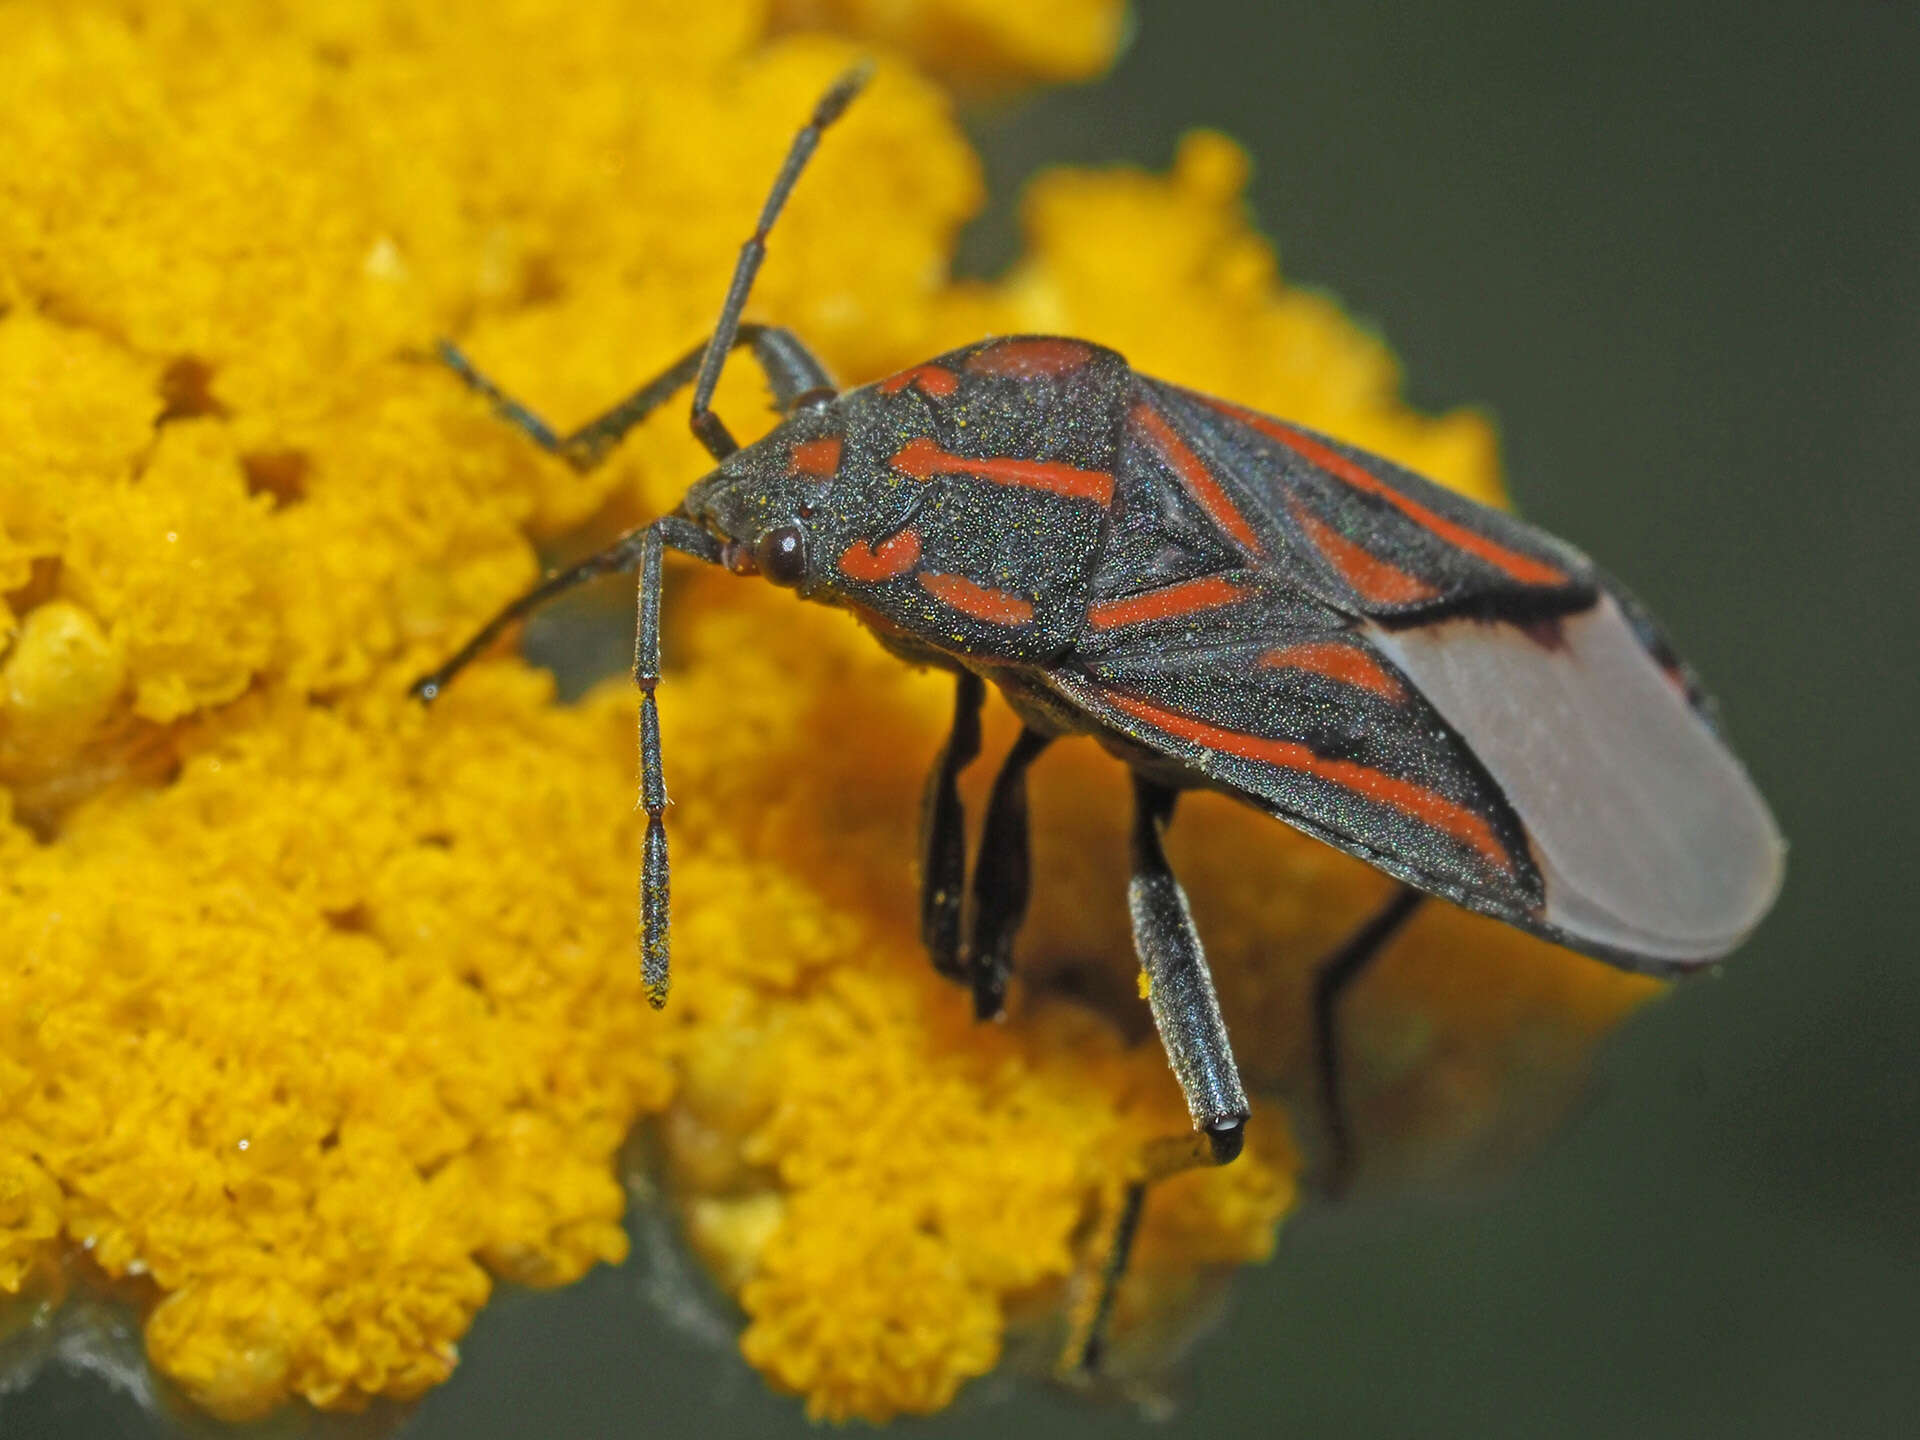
[1074,389,1785,968]
[1136,378,1598,621]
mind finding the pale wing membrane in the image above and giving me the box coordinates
[1367,592,1784,969]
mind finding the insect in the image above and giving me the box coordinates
[412,66,1784,1371]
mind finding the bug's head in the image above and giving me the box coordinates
[680,402,854,594]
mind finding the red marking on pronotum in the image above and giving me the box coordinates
[1259,641,1406,701]
[919,572,1035,626]
[890,436,1114,506]
[1209,399,1568,587]
[878,364,960,399]
[1129,401,1265,558]
[1103,690,1512,872]
[966,338,1096,379]
[1089,574,1245,630]
[838,530,922,581]
[1292,505,1439,606]
[791,436,843,476]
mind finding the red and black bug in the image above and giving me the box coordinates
[412,67,1783,1369]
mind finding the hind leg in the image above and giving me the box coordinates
[1311,883,1424,1195]
[1061,775,1250,1375]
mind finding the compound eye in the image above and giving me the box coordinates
[754,524,807,587]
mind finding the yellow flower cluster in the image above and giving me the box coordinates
[767,0,1124,86]
[0,0,1658,1425]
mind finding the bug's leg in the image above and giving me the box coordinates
[1127,776,1250,1159]
[409,516,721,703]
[685,64,869,460]
[964,726,1054,1020]
[413,514,716,1002]
[1063,1130,1230,1379]
[439,63,864,468]
[920,671,986,985]
[410,526,650,703]
[1311,882,1424,1196]
[1061,775,1250,1376]
[632,519,679,1007]
[439,321,835,473]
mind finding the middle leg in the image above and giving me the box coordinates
[964,726,1054,1020]
[919,671,986,985]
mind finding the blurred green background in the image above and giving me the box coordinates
[14,0,1915,1435]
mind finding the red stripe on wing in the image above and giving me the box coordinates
[1104,689,1513,873]
[1129,400,1266,558]
[1206,398,1569,587]
[1088,574,1245,630]
[1291,505,1440,606]
[1258,641,1406,701]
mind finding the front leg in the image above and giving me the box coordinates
[411,516,721,1007]
[919,672,985,983]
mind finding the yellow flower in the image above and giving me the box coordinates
[0,0,1657,1424]
[767,0,1126,87]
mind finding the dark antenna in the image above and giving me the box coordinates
[686,62,873,460]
